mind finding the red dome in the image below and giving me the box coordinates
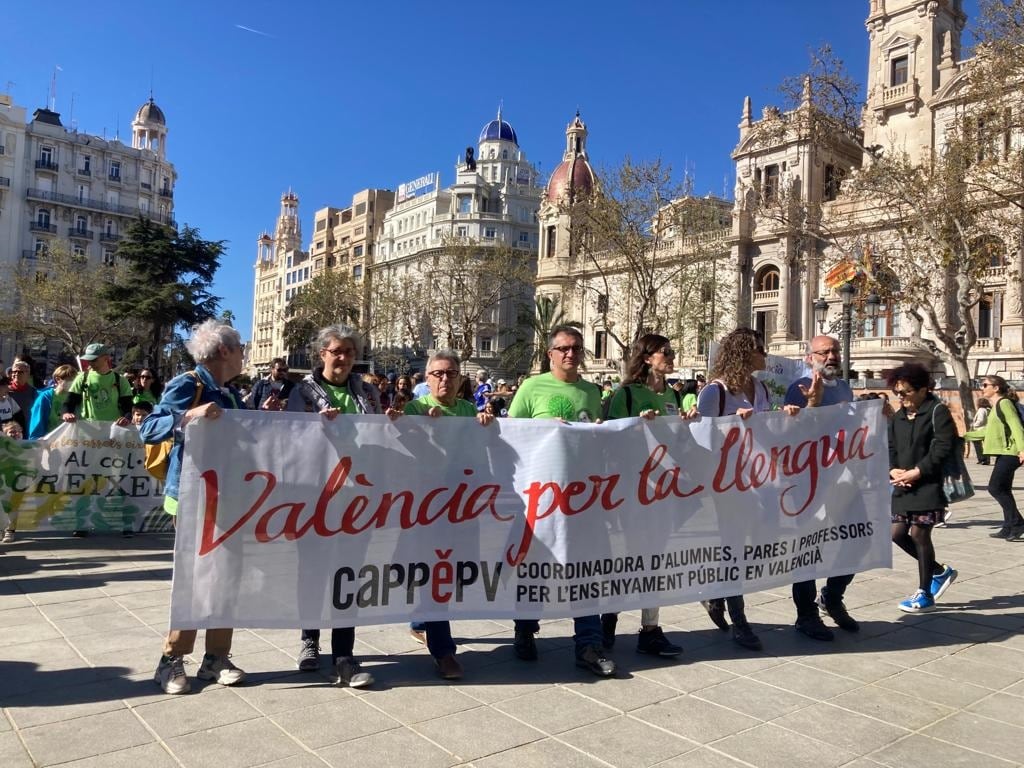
[545,157,597,203]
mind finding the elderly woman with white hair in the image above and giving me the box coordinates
[140,319,248,695]
[288,324,387,688]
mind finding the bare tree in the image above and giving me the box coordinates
[282,268,362,353]
[561,158,731,358]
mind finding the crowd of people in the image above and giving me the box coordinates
[2,318,1021,697]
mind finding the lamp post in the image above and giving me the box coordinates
[839,282,857,381]
[813,297,829,333]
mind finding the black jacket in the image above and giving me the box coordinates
[888,394,955,512]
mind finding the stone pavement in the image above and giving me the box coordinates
[1,463,1023,768]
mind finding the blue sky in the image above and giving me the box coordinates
[5,1,979,338]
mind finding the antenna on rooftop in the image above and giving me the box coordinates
[49,65,62,111]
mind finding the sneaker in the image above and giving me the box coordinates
[1007,525,1024,541]
[1,528,13,544]
[731,621,762,651]
[795,615,835,641]
[197,653,246,686]
[435,653,463,680]
[601,613,617,649]
[297,638,320,671]
[334,656,374,688]
[817,593,860,633]
[575,645,616,677]
[702,599,729,631]
[513,629,538,661]
[898,589,935,613]
[409,628,426,644]
[942,508,954,525]
[154,655,191,695]
[636,626,683,657]
[930,565,957,600]
[989,528,1011,539]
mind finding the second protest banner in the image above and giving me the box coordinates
[171,402,891,628]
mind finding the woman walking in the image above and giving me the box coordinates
[970,398,991,465]
[887,363,958,611]
[965,376,1024,540]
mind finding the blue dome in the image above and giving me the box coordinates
[479,118,518,145]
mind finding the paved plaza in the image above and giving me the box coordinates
[1,463,1023,768]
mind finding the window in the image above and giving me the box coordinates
[81,155,91,174]
[457,195,472,214]
[546,225,557,257]
[755,310,777,340]
[484,227,496,239]
[37,209,51,227]
[75,215,87,233]
[757,267,780,292]
[77,185,88,202]
[39,146,53,165]
[480,337,493,353]
[457,226,468,237]
[353,245,364,257]
[353,264,363,280]
[315,241,324,251]
[762,165,780,203]
[73,243,86,258]
[303,267,309,280]
[355,202,366,215]
[354,226,364,236]
[594,331,608,359]
[109,160,121,180]
[891,55,908,86]
[103,249,115,266]
[316,219,327,232]
[597,294,609,313]
[519,231,530,243]
[824,164,842,201]
[105,220,114,236]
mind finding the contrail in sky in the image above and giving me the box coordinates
[235,24,274,37]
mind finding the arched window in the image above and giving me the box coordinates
[755,266,780,293]
[859,268,900,338]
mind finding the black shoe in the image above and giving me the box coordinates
[989,528,1011,539]
[817,596,860,633]
[72,529,89,538]
[731,621,762,651]
[1007,525,1024,541]
[636,626,682,657]
[795,615,835,641]
[701,599,729,631]
[601,614,617,649]
[575,645,616,677]
[514,629,538,661]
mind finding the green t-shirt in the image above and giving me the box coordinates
[682,392,697,412]
[69,370,132,421]
[133,390,158,406]
[49,390,69,431]
[322,382,358,414]
[508,372,602,422]
[404,394,477,418]
[607,383,682,419]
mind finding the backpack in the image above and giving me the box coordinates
[143,372,203,481]
[75,370,126,420]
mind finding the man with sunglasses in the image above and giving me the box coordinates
[507,325,615,677]
[783,335,859,641]
[249,357,294,411]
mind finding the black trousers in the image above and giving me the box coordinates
[989,455,1024,528]
[792,575,855,619]
[301,627,354,661]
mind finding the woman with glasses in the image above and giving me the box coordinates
[287,324,393,688]
[133,369,162,406]
[695,328,797,650]
[887,363,959,611]
[601,333,690,658]
[965,375,1024,540]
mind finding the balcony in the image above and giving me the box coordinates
[22,250,42,260]
[108,173,122,184]
[35,159,59,172]
[159,188,173,198]
[25,188,177,227]
[974,337,1002,352]
[68,227,94,240]
[0,177,9,188]
[753,289,780,303]
[99,232,121,243]
[140,182,152,190]
[76,167,92,177]
[984,265,1007,280]
[29,222,57,234]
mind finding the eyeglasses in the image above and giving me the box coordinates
[981,382,995,388]
[12,369,28,375]
[550,344,584,356]
[656,348,676,357]
[892,388,917,398]
[427,370,460,379]
[139,374,154,380]
[811,348,840,357]
[322,346,355,357]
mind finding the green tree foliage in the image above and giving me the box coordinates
[281,268,362,354]
[104,218,223,374]
[502,294,581,374]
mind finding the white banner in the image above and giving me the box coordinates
[0,422,166,534]
[171,403,891,628]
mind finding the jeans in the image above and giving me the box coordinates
[301,627,354,661]
[792,575,854,619]
[411,621,455,659]
[514,615,602,653]
[989,454,1024,528]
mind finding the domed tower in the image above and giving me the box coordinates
[131,96,167,157]
[474,107,534,187]
[537,112,597,284]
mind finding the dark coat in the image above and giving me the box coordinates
[888,393,955,513]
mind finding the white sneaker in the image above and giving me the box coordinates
[197,653,246,686]
[335,656,374,688]
[154,655,191,695]
[2,528,14,544]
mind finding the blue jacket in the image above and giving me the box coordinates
[139,365,246,503]
[28,386,55,439]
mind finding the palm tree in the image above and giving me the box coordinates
[503,295,582,374]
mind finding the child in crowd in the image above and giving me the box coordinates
[0,375,25,432]
[131,400,154,426]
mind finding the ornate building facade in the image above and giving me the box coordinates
[730,0,1023,379]
[0,91,176,362]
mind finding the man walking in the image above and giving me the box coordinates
[784,335,860,640]
[507,325,615,677]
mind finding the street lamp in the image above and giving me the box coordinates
[813,297,829,332]
[864,291,881,329]
[839,282,857,381]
